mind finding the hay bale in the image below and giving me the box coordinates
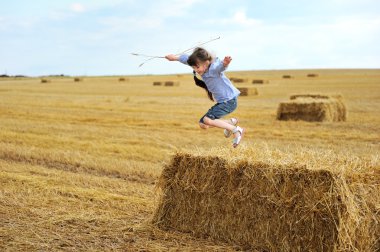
[277,95,347,122]
[237,87,258,96]
[153,81,162,86]
[307,73,319,78]
[74,78,83,82]
[283,75,292,79]
[119,77,128,82]
[40,79,50,83]
[153,153,380,251]
[230,77,247,83]
[252,79,268,84]
[290,94,331,100]
[164,81,179,86]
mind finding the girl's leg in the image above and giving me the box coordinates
[203,116,242,138]
[199,118,231,130]
[203,116,235,131]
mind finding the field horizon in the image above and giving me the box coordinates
[1,68,379,251]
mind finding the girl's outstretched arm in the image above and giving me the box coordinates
[165,54,179,61]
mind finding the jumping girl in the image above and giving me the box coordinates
[165,47,244,148]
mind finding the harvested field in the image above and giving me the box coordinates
[0,69,379,251]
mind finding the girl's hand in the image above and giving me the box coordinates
[165,54,179,61]
[223,56,232,67]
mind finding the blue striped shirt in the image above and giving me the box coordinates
[179,54,240,103]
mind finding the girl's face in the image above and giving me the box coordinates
[192,60,210,75]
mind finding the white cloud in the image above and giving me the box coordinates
[206,9,262,27]
[70,3,86,13]
[232,10,262,26]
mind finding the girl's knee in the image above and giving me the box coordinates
[202,116,213,125]
[199,122,209,129]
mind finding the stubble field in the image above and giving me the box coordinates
[0,69,379,251]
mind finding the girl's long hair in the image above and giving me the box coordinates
[187,47,214,101]
[192,71,213,101]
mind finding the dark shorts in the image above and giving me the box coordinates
[200,97,238,124]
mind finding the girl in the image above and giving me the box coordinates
[165,47,244,148]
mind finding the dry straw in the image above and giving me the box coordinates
[152,146,380,251]
[277,94,347,122]
[237,87,258,96]
[153,81,162,86]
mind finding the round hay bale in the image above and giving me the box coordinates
[153,153,379,251]
[277,96,347,122]
[40,79,50,83]
[74,77,83,82]
[237,87,258,96]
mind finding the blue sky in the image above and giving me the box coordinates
[1,0,379,76]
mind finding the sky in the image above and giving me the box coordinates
[1,0,380,76]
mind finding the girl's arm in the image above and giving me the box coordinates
[213,56,232,73]
[165,54,179,61]
[165,54,189,65]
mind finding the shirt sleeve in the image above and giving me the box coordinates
[212,58,227,74]
[178,54,189,65]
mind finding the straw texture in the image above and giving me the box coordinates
[277,94,347,122]
[153,152,379,251]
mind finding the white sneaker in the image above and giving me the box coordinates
[232,126,244,148]
[224,118,239,138]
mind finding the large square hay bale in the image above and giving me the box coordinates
[237,87,258,96]
[153,153,380,251]
[153,81,162,86]
[277,94,347,122]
